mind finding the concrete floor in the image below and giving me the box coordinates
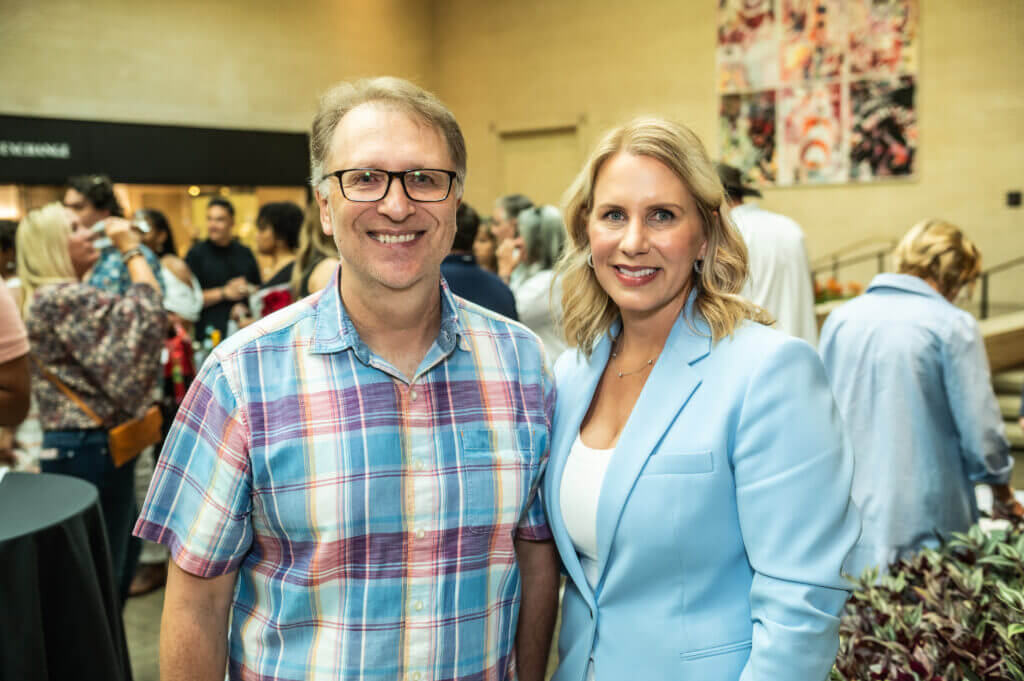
[124,586,163,681]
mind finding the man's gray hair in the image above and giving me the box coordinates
[309,77,467,197]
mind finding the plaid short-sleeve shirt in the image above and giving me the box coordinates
[135,275,554,681]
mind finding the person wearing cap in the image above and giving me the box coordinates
[717,164,818,346]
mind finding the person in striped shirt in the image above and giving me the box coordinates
[135,77,559,681]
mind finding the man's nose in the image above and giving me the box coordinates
[377,177,415,221]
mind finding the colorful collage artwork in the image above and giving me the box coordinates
[716,0,918,186]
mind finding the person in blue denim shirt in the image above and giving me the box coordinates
[821,219,1022,579]
[64,174,163,296]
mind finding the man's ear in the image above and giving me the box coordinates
[315,188,332,236]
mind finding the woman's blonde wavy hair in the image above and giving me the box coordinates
[16,202,77,316]
[894,219,981,299]
[557,116,770,356]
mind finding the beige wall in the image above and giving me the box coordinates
[2,1,1022,301]
[0,0,435,131]
[434,0,1024,303]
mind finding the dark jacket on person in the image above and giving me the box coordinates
[440,253,518,321]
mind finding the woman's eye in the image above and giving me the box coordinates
[602,209,626,222]
[650,209,675,223]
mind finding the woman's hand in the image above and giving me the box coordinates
[496,236,526,280]
[104,217,143,254]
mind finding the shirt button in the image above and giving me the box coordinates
[413,459,425,471]
[414,600,424,611]
[415,528,426,539]
[410,389,418,401]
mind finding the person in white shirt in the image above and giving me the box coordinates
[496,204,568,360]
[718,163,818,346]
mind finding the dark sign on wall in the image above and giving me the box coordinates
[0,115,309,186]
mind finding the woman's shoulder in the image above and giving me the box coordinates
[160,254,195,286]
[712,320,819,369]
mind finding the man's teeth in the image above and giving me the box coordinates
[372,233,418,244]
[617,267,657,278]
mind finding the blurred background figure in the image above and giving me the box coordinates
[497,204,567,359]
[491,193,534,246]
[17,203,166,605]
[135,208,202,328]
[66,174,165,297]
[291,200,340,299]
[441,203,517,319]
[185,197,260,342]
[0,276,29,432]
[820,219,1021,578]
[472,217,500,273]
[0,219,17,285]
[233,201,302,325]
[130,207,201,597]
[718,163,818,347]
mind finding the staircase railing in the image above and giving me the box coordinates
[811,245,894,281]
[980,255,1024,319]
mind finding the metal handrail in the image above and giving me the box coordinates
[810,238,896,268]
[811,246,893,281]
[979,255,1024,319]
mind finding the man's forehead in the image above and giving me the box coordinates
[327,102,450,169]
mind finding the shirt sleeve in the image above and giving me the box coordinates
[515,354,555,541]
[134,355,253,577]
[942,314,1013,485]
[43,282,166,417]
[0,279,28,363]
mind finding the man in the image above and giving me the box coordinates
[136,77,559,681]
[441,202,518,319]
[185,197,261,342]
[717,163,819,346]
[492,193,534,245]
[64,174,163,296]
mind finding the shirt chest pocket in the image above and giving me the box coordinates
[459,426,538,536]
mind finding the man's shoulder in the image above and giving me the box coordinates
[454,295,542,351]
[212,291,322,363]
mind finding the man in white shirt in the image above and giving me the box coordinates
[718,163,819,346]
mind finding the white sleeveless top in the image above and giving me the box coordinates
[559,434,615,590]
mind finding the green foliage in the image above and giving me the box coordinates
[831,521,1024,681]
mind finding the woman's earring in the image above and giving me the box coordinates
[587,253,594,268]
[693,259,704,274]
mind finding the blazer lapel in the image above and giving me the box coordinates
[546,340,610,611]
[593,308,711,594]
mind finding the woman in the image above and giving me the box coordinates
[544,118,859,681]
[820,219,1021,578]
[472,219,500,273]
[18,203,165,603]
[135,208,202,326]
[497,204,568,358]
[291,200,340,299]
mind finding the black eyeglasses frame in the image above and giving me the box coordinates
[327,168,458,203]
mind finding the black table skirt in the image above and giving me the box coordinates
[0,472,133,681]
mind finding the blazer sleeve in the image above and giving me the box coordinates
[733,338,861,681]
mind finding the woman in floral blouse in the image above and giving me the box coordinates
[17,202,166,604]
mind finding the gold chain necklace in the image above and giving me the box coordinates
[610,346,655,378]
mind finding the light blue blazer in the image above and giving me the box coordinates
[545,303,861,681]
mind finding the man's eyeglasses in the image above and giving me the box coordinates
[327,168,457,203]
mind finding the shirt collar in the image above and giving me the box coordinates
[866,272,946,301]
[310,270,467,357]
